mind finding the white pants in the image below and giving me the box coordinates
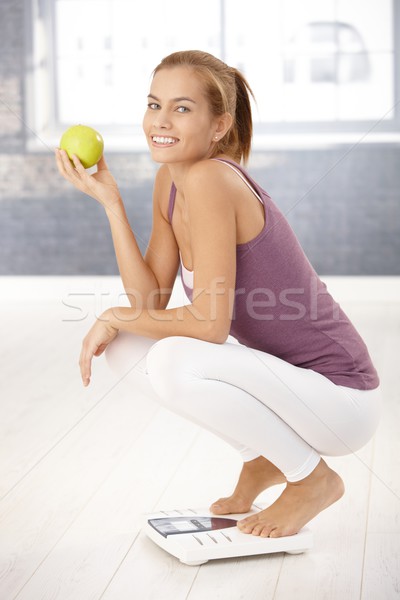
[105,332,382,482]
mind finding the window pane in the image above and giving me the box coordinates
[55,0,220,126]
[51,0,395,130]
[337,0,393,52]
[224,0,394,123]
[337,53,394,120]
[224,0,285,123]
[282,0,394,121]
[336,0,394,121]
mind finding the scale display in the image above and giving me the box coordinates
[148,516,237,538]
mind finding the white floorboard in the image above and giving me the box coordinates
[0,276,399,600]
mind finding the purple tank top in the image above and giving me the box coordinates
[168,158,379,391]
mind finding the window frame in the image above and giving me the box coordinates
[25,0,400,152]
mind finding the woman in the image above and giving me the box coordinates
[55,50,381,539]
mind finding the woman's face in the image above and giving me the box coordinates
[143,66,220,165]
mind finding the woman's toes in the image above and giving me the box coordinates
[237,516,257,532]
[268,527,281,538]
[210,500,225,513]
[239,518,275,537]
[237,521,250,532]
[260,526,274,537]
[250,524,265,536]
[238,515,254,526]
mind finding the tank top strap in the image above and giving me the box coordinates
[211,158,267,203]
[168,182,177,224]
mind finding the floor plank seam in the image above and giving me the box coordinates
[346,445,399,506]
[0,368,144,504]
[359,436,375,600]
[96,529,142,600]
[0,278,398,599]
[94,427,202,599]
[271,552,285,599]
[184,565,201,599]
[10,406,160,599]
[150,428,202,512]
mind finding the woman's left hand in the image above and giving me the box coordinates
[80,310,119,386]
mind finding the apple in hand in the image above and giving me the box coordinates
[59,124,104,169]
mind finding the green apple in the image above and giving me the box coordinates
[60,124,104,169]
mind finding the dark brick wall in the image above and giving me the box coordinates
[0,0,399,275]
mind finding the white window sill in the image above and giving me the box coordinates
[26,132,400,154]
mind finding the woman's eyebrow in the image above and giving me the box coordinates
[147,94,197,104]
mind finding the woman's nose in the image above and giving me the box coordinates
[153,109,171,130]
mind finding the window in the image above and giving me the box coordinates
[225,0,395,125]
[54,0,220,126]
[27,0,399,149]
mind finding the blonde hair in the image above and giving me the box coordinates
[153,50,255,164]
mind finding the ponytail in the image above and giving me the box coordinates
[232,68,254,164]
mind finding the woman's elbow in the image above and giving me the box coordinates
[189,303,231,344]
[204,320,230,345]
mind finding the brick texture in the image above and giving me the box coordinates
[0,2,399,275]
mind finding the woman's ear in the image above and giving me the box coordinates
[214,112,233,140]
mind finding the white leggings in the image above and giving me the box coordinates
[105,332,382,482]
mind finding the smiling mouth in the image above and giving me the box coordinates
[151,136,179,146]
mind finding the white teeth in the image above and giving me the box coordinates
[152,136,178,145]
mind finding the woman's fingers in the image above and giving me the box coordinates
[55,148,67,176]
[79,343,96,387]
[96,155,108,171]
[79,332,97,387]
[55,148,77,180]
[62,150,84,179]
[55,148,92,192]
[71,153,86,173]
[59,148,74,172]
[93,343,108,357]
[54,147,119,208]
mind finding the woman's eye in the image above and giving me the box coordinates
[148,103,160,110]
[176,106,190,113]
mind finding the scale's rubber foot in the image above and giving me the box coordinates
[285,549,307,555]
[181,559,209,566]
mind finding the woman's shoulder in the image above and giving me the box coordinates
[184,156,243,190]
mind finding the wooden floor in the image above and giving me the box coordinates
[0,276,399,600]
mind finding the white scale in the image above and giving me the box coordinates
[143,503,313,566]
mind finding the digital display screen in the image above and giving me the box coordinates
[148,516,237,538]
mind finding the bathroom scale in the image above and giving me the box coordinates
[143,504,313,566]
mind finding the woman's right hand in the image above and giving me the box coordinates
[55,148,121,211]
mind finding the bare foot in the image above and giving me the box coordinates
[237,458,344,538]
[210,456,286,515]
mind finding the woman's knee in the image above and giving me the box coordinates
[105,331,154,375]
[146,336,202,402]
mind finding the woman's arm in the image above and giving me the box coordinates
[142,164,180,309]
[80,161,236,385]
[79,160,238,386]
[107,160,237,341]
[104,164,179,309]
[55,150,179,310]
